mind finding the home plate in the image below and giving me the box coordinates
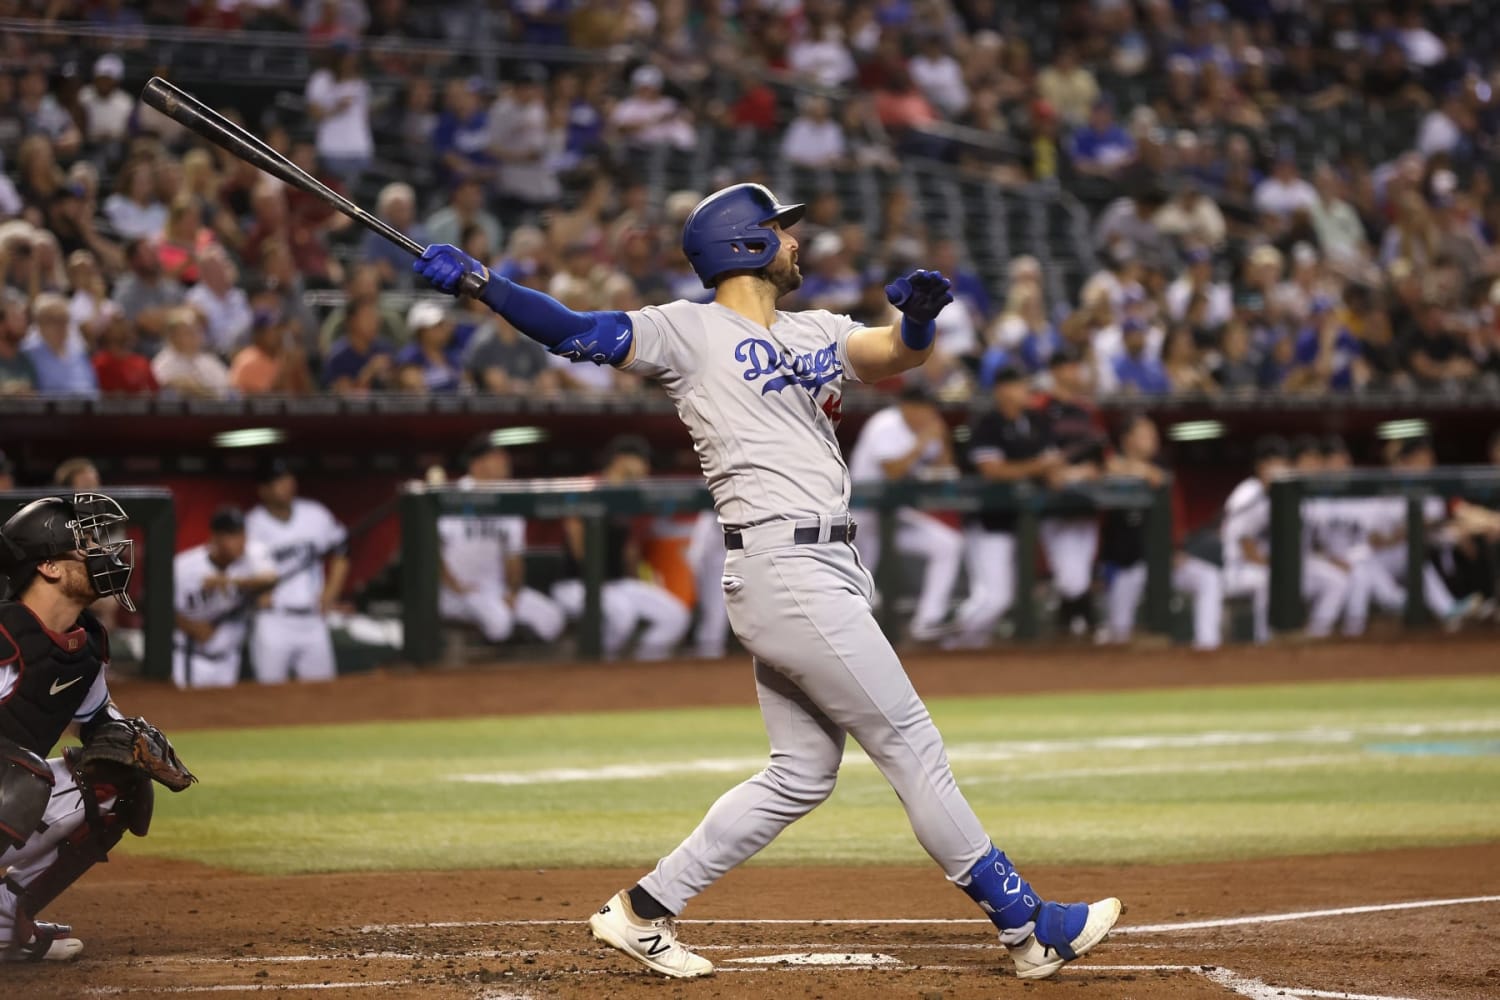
[725,952,904,968]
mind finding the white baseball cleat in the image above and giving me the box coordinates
[588,890,713,979]
[2,922,84,963]
[1007,897,1123,980]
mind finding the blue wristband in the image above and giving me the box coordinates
[900,315,936,351]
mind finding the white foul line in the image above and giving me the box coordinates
[1113,894,1500,934]
[357,892,1500,935]
[1202,967,1430,1000]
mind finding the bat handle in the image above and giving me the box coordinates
[459,271,488,299]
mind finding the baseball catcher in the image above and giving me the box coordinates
[0,493,196,962]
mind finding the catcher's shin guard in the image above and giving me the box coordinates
[10,769,132,923]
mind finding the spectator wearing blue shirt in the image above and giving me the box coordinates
[360,183,430,290]
[23,293,97,397]
[1069,99,1136,179]
[323,300,396,396]
[396,302,467,394]
[434,78,497,189]
[1293,295,1362,391]
[1113,318,1170,394]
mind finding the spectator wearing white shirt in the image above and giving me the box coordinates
[787,15,857,89]
[909,34,970,117]
[185,247,252,356]
[779,95,847,168]
[608,65,695,151]
[151,307,232,399]
[305,44,373,184]
[1416,90,1468,157]
[77,55,133,147]
[488,64,562,215]
[1253,151,1318,221]
[1165,246,1232,328]
[103,161,167,241]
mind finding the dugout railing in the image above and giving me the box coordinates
[1268,468,1500,632]
[397,477,1172,664]
[0,488,176,678]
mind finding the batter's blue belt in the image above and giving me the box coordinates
[723,518,857,551]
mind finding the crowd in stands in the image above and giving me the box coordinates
[2,0,1500,403]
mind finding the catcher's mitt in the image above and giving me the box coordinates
[77,717,197,793]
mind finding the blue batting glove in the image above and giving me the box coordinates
[885,269,954,324]
[414,244,491,297]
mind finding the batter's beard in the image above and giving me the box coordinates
[766,257,802,296]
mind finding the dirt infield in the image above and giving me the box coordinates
[7,637,1498,999]
[13,844,1500,999]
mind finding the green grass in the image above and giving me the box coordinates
[122,676,1500,875]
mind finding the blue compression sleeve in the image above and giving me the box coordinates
[479,274,633,365]
[900,315,936,351]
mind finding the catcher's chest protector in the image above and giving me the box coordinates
[0,602,106,756]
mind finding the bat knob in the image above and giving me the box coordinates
[458,270,488,299]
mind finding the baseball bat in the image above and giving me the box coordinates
[140,76,485,297]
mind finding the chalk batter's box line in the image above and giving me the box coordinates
[355,892,1500,934]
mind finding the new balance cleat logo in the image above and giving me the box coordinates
[638,934,671,957]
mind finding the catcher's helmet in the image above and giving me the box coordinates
[0,493,135,609]
[680,183,805,288]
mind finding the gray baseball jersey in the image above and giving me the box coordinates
[623,299,992,916]
[622,300,858,527]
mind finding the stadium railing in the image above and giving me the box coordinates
[0,487,176,677]
[397,476,1171,663]
[1267,468,1500,631]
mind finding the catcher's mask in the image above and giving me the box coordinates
[0,493,135,610]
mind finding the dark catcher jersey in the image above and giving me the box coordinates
[0,602,110,756]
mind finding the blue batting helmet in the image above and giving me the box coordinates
[680,183,805,288]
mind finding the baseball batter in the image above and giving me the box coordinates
[416,183,1120,981]
[439,436,565,646]
[245,459,348,683]
[172,506,277,688]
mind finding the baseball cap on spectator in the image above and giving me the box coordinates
[406,301,447,332]
[991,363,1027,385]
[1254,435,1291,463]
[664,190,703,228]
[93,54,124,81]
[808,232,844,261]
[209,505,246,534]
[256,456,294,485]
[630,65,664,91]
[1309,294,1336,315]
[1290,434,1322,462]
[1049,344,1085,368]
[1249,245,1284,271]
[1185,246,1212,265]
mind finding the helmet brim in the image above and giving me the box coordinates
[766,203,806,229]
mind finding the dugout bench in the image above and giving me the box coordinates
[397,478,1172,664]
[1268,468,1500,632]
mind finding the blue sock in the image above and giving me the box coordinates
[956,845,1040,932]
